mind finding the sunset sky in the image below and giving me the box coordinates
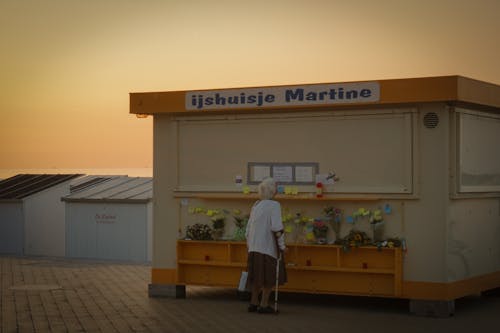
[1,0,499,178]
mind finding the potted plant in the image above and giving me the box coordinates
[232,209,248,241]
[338,230,371,252]
[312,219,329,244]
[185,223,213,240]
[370,209,385,242]
[211,214,226,240]
[323,205,342,240]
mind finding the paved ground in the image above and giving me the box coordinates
[1,255,499,333]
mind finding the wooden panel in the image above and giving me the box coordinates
[178,241,228,262]
[151,268,176,284]
[229,244,247,264]
[285,270,370,294]
[177,112,414,194]
[177,240,402,297]
[341,247,395,270]
[178,264,242,286]
[370,274,397,296]
[290,245,338,267]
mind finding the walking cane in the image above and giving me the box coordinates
[274,251,281,314]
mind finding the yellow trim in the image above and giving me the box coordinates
[402,281,449,300]
[379,76,457,103]
[402,271,500,300]
[151,268,177,284]
[130,76,500,115]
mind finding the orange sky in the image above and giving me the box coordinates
[1,0,499,174]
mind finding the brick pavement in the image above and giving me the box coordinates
[1,255,499,332]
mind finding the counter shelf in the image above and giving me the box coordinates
[177,240,403,297]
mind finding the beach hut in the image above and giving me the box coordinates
[63,176,153,262]
[0,174,82,256]
[130,76,500,315]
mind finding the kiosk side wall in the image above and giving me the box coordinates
[151,116,179,281]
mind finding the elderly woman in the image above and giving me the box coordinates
[245,177,287,314]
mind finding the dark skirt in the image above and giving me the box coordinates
[246,251,287,289]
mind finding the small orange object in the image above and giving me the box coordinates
[316,182,324,198]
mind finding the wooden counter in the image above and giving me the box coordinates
[177,240,403,297]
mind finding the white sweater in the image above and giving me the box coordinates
[245,200,285,259]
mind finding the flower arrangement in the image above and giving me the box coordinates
[186,223,213,240]
[312,220,328,236]
[337,230,371,252]
[352,207,371,222]
[281,208,314,244]
[185,203,400,248]
[369,209,385,242]
[376,238,403,249]
[281,208,295,243]
[188,206,229,240]
[208,211,226,240]
[232,209,249,241]
[210,214,225,230]
[295,212,314,243]
[294,212,312,225]
[232,209,248,229]
[323,205,342,237]
[312,219,328,244]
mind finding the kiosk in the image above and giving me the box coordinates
[130,76,500,315]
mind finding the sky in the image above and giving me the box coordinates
[1,0,499,177]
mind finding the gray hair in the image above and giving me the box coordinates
[258,177,276,200]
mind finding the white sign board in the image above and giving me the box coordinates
[186,82,380,111]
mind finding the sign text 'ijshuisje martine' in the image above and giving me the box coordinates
[186,82,380,110]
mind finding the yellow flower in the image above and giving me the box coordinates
[300,216,311,223]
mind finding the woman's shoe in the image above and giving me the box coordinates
[257,306,275,314]
[248,304,259,312]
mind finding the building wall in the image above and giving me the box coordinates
[447,199,500,281]
[24,184,70,256]
[402,104,449,282]
[147,202,153,262]
[152,116,179,269]
[0,202,24,254]
[153,103,499,286]
[66,202,150,262]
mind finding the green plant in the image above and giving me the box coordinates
[337,230,371,252]
[211,215,225,230]
[233,216,247,228]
